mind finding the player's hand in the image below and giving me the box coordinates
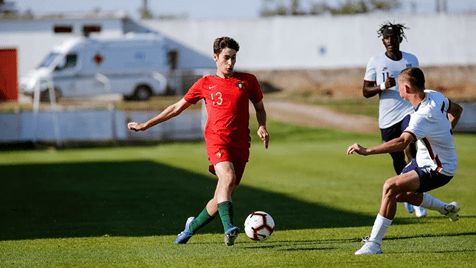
[257,126,269,149]
[386,75,396,88]
[346,143,368,156]
[128,122,146,132]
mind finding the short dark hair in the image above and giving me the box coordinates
[213,37,240,55]
[377,21,408,42]
[400,67,425,91]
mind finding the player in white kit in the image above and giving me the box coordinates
[348,67,463,255]
[363,22,426,217]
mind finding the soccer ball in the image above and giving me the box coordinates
[244,211,275,241]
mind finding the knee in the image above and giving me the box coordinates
[383,179,398,198]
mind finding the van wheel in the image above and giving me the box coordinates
[132,86,152,101]
[39,88,62,103]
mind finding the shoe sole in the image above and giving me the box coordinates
[174,233,193,244]
[355,250,383,255]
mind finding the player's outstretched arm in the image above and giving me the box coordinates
[253,100,269,149]
[128,98,192,132]
[347,132,414,156]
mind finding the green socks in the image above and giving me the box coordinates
[189,207,215,234]
[188,201,234,234]
[218,201,234,232]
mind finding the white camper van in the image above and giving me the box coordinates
[20,33,170,101]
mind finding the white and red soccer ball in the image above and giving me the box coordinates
[244,211,275,241]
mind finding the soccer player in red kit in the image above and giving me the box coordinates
[128,37,269,246]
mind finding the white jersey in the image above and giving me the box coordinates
[364,51,419,128]
[404,90,458,176]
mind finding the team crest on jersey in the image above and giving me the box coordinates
[382,67,388,71]
[237,82,243,90]
[216,151,223,158]
[406,64,412,68]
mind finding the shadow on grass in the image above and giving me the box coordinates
[0,161,374,241]
[383,231,476,241]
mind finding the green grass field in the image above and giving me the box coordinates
[1,120,475,267]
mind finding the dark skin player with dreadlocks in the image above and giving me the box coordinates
[363,22,427,217]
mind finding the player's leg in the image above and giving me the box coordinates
[214,161,236,204]
[381,122,407,175]
[382,127,421,217]
[390,149,423,215]
[174,162,237,245]
[400,115,427,216]
[174,161,237,245]
[214,161,240,246]
[380,171,420,219]
[420,193,460,221]
[394,159,458,221]
[174,201,218,244]
[175,146,233,245]
[356,171,420,255]
[415,170,459,221]
[188,202,217,233]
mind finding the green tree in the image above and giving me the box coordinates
[261,0,401,17]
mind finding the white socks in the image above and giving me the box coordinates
[367,194,449,245]
[369,214,393,245]
[419,193,447,214]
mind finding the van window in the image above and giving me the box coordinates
[64,54,77,69]
[168,50,178,70]
[38,53,60,68]
[54,54,77,71]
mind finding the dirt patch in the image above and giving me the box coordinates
[253,65,476,101]
[258,99,379,133]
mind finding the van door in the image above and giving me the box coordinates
[53,53,79,97]
[77,50,110,97]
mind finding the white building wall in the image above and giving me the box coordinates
[139,13,476,70]
[2,13,476,84]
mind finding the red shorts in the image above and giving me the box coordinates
[207,146,250,185]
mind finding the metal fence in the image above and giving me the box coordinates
[0,108,204,146]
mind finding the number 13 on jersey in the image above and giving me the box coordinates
[211,92,223,105]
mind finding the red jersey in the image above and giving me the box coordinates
[184,72,263,149]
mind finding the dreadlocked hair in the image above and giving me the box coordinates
[377,21,409,41]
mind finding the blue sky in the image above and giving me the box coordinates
[14,0,476,20]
